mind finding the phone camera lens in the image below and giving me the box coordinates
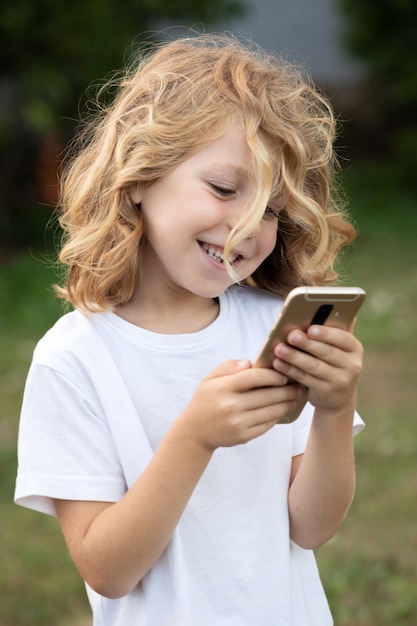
[311,304,333,326]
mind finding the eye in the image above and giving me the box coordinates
[263,205,280,220]
[209,183,235,197]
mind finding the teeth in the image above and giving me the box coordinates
[201,243,238,264]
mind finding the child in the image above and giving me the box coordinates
[15,33,364,625]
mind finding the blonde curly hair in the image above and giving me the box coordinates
[56,33,355,312]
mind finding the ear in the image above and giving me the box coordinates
[129,184,142,205]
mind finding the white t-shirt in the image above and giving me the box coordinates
[15,284,364,626]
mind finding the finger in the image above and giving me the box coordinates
[205,360,289,392]
[273,337,362,388]
[285,328,359,367]
[306,325,359,351]
[243,397,303,441]
[243,381,301,411]
[245,414,288,440]
[236,366,290,391]
[273,354,329,386]
[204,359,252,381]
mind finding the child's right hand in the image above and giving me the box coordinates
[178,360,301,451]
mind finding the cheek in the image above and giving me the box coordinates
[260,223,278,257]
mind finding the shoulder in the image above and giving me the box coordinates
[33,310,104,373]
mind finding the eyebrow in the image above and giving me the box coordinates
[205,162,249,179]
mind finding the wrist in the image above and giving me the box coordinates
[169,411,216,459]
[312,401,356,427]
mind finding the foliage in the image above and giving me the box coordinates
[0,0,245,247]
[338,0,417,183]
[0,0,244,135]
[339,0,417,113]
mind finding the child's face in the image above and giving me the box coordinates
[132,124,279,300]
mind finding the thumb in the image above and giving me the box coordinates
[204,359,252,381]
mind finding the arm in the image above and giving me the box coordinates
[54,419,213,599]
[275,323,363,549]
[54,359,300,599]
[288,405,356,549]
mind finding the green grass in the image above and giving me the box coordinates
[0,255,91,626]
[316,164,417,625]
[1,163,416,625]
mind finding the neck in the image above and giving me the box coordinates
[116,292,220,334]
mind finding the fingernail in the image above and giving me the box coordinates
[277,343,289,355]
[291,331,303,344]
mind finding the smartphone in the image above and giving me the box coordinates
[254,286,366,423]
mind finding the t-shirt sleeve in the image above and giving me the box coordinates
[15,362,127,516]
[292,402,365,458]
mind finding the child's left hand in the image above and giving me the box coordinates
[272,323,363,414]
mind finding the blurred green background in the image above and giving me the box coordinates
[1,0,416,624]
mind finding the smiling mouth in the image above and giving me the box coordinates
[199,242,243,265]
